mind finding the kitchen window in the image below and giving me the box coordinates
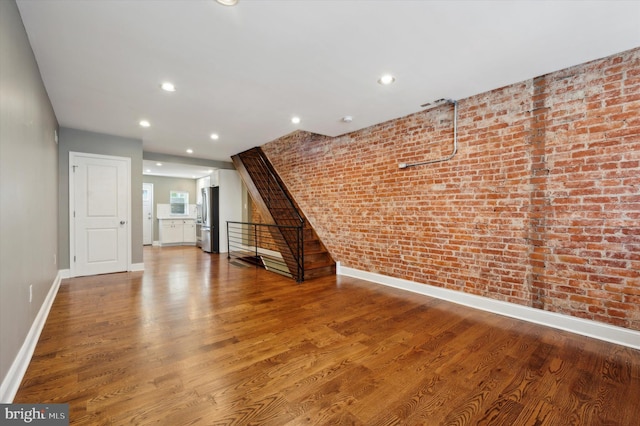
[170,190,189,215]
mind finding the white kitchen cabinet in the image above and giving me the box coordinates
[159,219,182,245]
[159,219,196,246]
[183,220,196,243]
[196,176,211,206]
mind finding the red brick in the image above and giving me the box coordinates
[261,47,640,332]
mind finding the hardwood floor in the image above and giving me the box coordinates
[14,246,640,425]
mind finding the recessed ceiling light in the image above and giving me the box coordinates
[186,149,193,154]
[216,0,239,5]
[160,82,176,92]
[210,133,219,140]
[156,162,162,166]
[378,74,395,85]
[145,169,151,173]
[291,116,301,124]
[139,120,150,128]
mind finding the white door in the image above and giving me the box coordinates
[70,152,130,277]
[142,183,154,245]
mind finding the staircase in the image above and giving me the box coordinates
[231,147,335,281]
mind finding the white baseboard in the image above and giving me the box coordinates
[129,263,144,272]
[337,265,640,350]
[0,271,62,403]
[62,264,144,277]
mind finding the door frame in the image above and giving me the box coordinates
[142,182,154,245]
[69,151,132,277]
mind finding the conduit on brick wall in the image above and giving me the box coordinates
[261,47,640,331]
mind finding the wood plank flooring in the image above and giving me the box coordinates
[14,246,640,425]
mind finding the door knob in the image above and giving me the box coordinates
[120,221,126,225]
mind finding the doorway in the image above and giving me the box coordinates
[70,152,131,277]
[143,183,154,245]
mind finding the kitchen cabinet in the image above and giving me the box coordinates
[196,175,211,205]
[183,220,196,243]
[158,219,196,246]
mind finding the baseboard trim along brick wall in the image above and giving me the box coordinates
[338,264,640,350]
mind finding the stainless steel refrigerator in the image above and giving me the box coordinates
[201,186,219,253]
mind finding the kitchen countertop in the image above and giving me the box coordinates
[157,217,197,220]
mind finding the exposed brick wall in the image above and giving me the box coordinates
[250,203,280,252]
[539,51,640,326]
[261,48,640,331]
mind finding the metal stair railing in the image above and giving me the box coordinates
[237,148,306,281]
[242,149,304,226]
[227,221,304,282]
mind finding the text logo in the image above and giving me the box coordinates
[1,404,68,425]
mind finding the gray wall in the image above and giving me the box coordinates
[143,175,197,241]
[58,127,143,268]
[0,0,59,394]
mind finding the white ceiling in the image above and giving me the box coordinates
[17,0,640,169]
[142,160,216,179]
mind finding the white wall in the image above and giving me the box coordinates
[218,169,243,253]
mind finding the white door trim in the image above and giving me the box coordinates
[69,151,131,277]
[142,182,154,245]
